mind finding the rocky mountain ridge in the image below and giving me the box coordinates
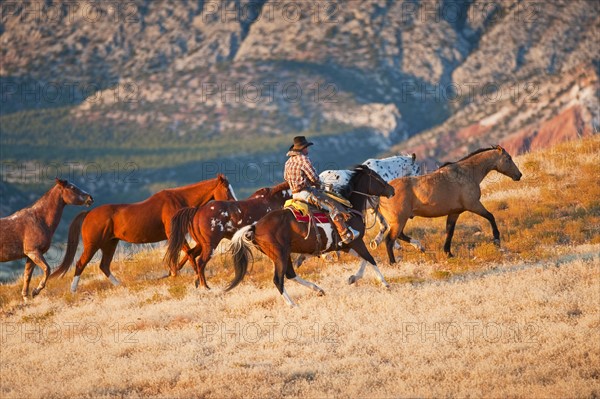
[1,0,598,194]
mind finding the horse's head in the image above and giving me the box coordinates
[248,182,291,204]
[270,181,292,203]
[56,178,94,206]
[492,146,522,181]
[348,165,395,199]
[248,187,270,199]
[214,174,238,201]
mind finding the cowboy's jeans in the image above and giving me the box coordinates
[292,188,358,243]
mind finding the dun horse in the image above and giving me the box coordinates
[228,166,395,307]
[379,145,522,262]
[51,175,236,292]
[0,179,93,299]
[165,182,292,289]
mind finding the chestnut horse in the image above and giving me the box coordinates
[228,166,395,307]
[164,182,292,289]
[51,174,236,292]
[0,178,93,299]
[379,145,522,262]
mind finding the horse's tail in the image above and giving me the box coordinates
[225,225,255,292]
[164,207,198,270]
[50,211,88,279]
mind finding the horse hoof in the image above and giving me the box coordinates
[446,252,454,258]
[382,282,391,289]
[194,279,200,289]
[369,241,377,250]
[348,275,356,285]
[32,288,40,297]
[317,289,325,297]
[493,239,501,247]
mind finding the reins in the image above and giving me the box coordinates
[350,170,381,229]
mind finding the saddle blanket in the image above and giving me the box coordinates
[284,199,330,224]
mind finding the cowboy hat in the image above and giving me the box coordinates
[289,136,314,151]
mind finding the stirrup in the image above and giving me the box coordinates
[340,227,360,244]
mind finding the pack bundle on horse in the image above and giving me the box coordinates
[50,174,236,292]
[320,154,420,191]
[0,179,93,299]
[379,145,522,263]
[227,165,395,307]
[164,182,292,289]
[294,154,420,267]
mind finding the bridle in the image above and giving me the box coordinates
[349,168,387,229]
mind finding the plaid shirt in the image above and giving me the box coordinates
[284,153,321,193]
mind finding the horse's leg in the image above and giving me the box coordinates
[370,210,389,249]
[176,240,196,274]
[269,249,296,307]
[21,258,35,300]
[99,239,120,286]
[161,244,200,279]
[194,242,214,290]
[286,256,325,296]
[385,224,400,264]
[469,202,500,245]
[444,213,461,257]
[293,254,308,268]
[24,250,51,297]
[347,243,389,288]
[70,242,100,292]
[347,257,367,284]
[398,231,425,252]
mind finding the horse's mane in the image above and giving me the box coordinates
[438,146,498,169]
[372,154,413,161]
[338,165,368,198]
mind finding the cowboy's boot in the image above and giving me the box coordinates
[331,212,360,244]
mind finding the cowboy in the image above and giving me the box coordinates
[284,136,359,244]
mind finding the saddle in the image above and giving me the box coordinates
[285,199,330,223]
[285,188,352,222]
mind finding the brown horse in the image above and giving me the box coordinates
[50,174,236,292]
[227,165,395,307]
[379,145,522,262]
[164,182,292,289]
[0,178,93,299]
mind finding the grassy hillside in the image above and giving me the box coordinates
[0,136,599,398]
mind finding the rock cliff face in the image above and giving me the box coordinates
[393,64,598,165]
[1,0,598,177]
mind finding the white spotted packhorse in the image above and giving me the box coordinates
[227,165,395,307]
[293,154,420,266]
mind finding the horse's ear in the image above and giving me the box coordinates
[217,173,226,182]
[55,178,67,187]
[411,153,416,163]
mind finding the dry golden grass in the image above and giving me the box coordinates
[1,136,599,398]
